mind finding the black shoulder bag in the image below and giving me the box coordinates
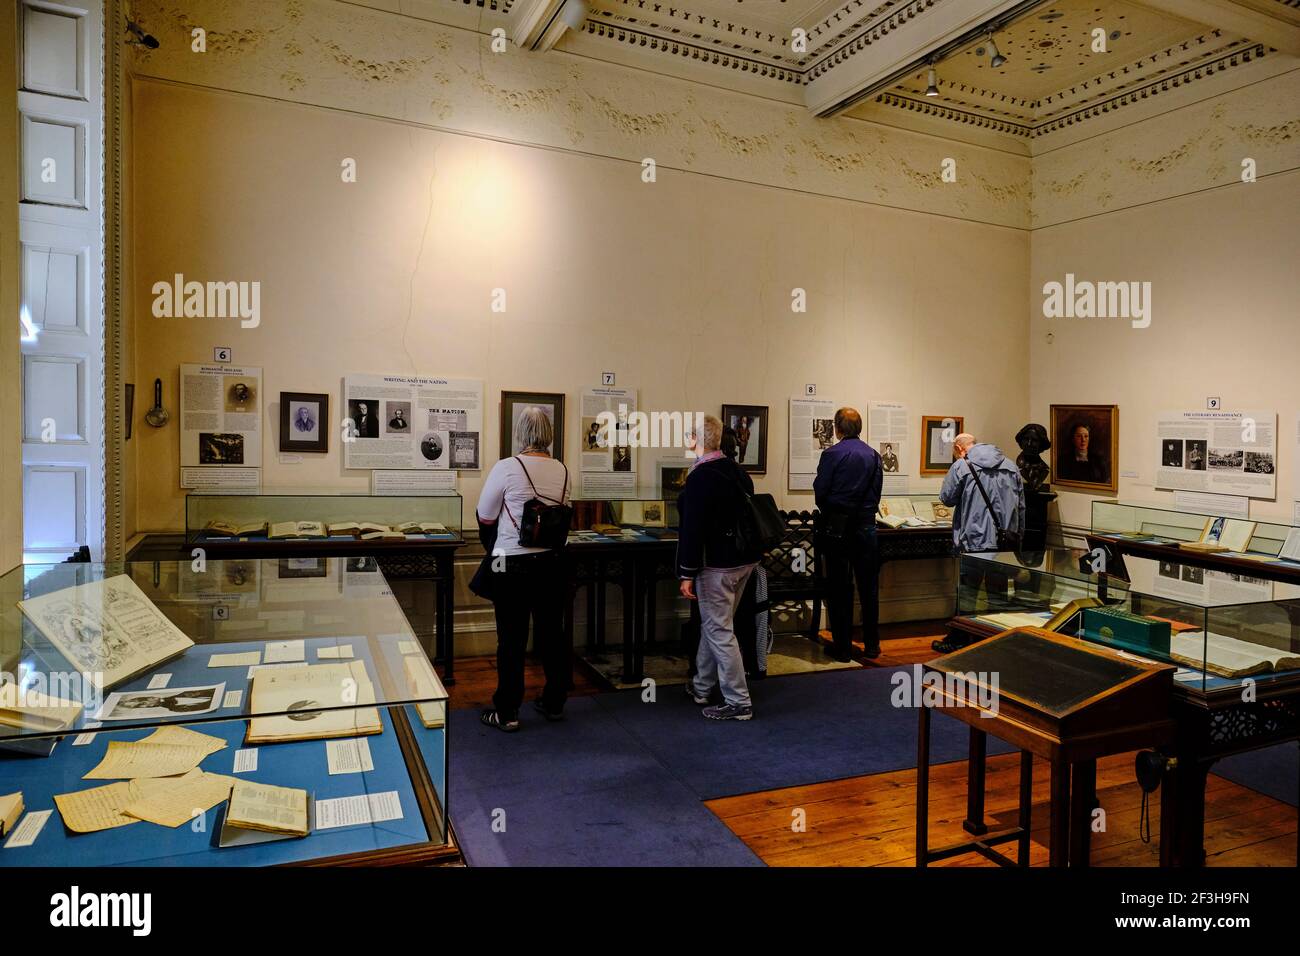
[965,458,1021,552]
[504,456,573,549]
[724,468,785,559]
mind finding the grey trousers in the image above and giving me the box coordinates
[689,563,757,708]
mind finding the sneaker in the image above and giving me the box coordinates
[683,681,712,705]
[532,699,564,722]
[480,708,521,733]
[702,702,753,721]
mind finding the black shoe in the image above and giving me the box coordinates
[532,699,564,722]
[824,645,852,663]
[480,708,521,732]
[863,644,882,659]
[931,638,967,654]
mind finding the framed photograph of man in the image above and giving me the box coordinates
[279,392,329,453]
[721,404,768,474]
[500,391,565,460]
[1050,404,1119,493]
[920,415,964,476]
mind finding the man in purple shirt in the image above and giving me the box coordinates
[813,407,884,661]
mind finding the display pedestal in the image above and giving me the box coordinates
[1023,488,1057,551]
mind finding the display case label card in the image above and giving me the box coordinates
[398,641,420,655]
[209,652,261,668]
[264,640,306,663]
[233,748,258,773]
[1173,490,1251,519]
[181,467,260,491]
[326,738,375,776]
[147,673,172,690]
[3,809,53,848]
[223,690,244,709]
[317,645,354,660]
[370,469,456,493]
[315,791,402,829]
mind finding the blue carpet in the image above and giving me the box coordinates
[594,666,1013,800]
[448,666,1012,865]
[1212,742,1298,807]
[448,697,763,866]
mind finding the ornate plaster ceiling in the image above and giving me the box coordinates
[418,0,1299,141]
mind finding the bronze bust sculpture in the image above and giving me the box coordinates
[1016,423,1051,494]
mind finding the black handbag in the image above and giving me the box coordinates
[504,456,573,550]
[468,515,502,600]
[724,469,784,559]
[965,458,1021,552]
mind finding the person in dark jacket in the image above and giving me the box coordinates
[813,407,883,661]
[677,415,758,721]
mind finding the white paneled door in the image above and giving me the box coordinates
[17,0,104,561]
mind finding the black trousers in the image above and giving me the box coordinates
[820,525,879,654]
[490,551,572,718]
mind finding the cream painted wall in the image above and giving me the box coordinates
[130,79,1030,532]
[0,3,22,573]
[1030,170,1300,533]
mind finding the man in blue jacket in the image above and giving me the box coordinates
[935,433,1025,652]
[814,407,883,661]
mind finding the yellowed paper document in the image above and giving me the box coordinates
[83,740,213,780]
[139,724,227,757]
[121,770,237,828]
[54,781,141,832]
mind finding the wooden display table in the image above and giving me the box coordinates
[915,627,1175,867]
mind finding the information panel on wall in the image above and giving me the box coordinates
[789,398,837,491]
[869,399,910,494]
[343,374,484,471]
[580,385,638,494]
[1154,409,1277,499]
[179,364,263,488]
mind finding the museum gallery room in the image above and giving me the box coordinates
[1,0,1299,887]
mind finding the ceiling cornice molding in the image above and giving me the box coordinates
[1031,41,1275,136]
[874,90,1034,134]
[579,19,805,83]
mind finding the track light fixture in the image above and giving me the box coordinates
[987,32,1006,68]
[560,0,590,30]
[925,63,939,97]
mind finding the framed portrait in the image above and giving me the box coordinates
[1050,404,1119,493]
[279,392,329,453]
[920,415,964,476]
[721,404,768,474]
[500,391,565,460]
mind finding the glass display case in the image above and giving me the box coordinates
[1091,499,1297,565]
[0,559,450,866]
[569,484,679,546]
[954,549,1300,695]
[876,494,954,530]
[185,489,463,546]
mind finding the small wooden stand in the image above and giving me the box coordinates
[916,627,1175,867]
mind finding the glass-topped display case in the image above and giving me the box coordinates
[1091,499,1298,566]
[569,484,679,546]
[185,489,463,546]
[0,559,450,866]
[954,548,1300,696]
[876,494,954,530]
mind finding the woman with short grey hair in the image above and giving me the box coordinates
[473,406,572,732]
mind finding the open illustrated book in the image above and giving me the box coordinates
[17,575,195,692]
